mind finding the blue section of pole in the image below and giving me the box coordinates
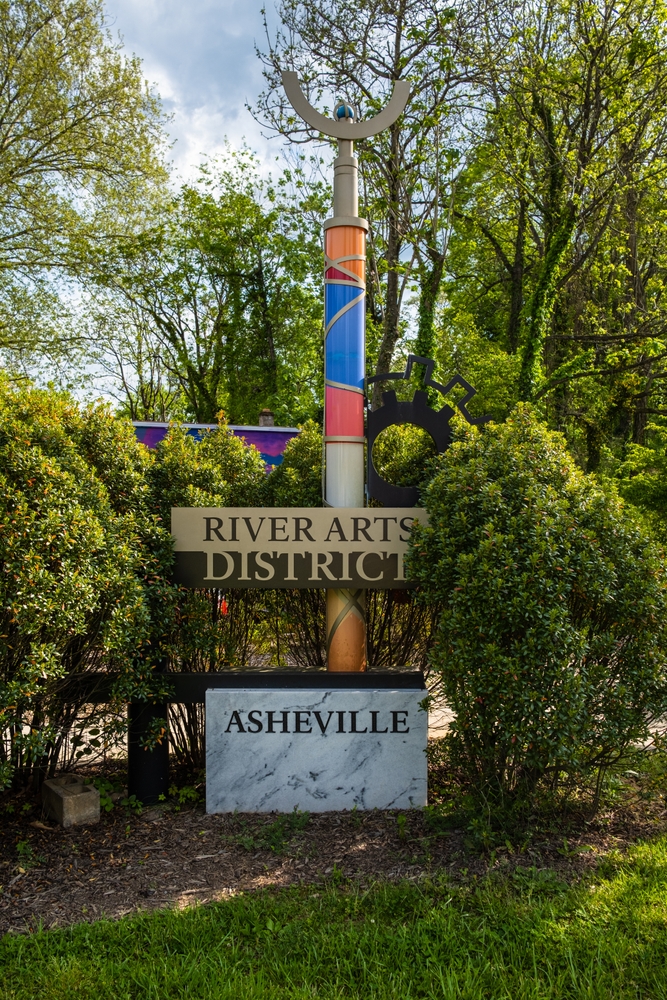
[325,301,364,389]
[325,295,365,389]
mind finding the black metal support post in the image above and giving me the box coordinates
[127,701,169,806]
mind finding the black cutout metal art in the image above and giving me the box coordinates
[366,354,489,507]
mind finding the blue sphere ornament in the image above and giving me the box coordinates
[335,103,355,120]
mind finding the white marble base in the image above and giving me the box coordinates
[205,688,427,813]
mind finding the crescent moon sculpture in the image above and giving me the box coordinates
[281,71,410,139]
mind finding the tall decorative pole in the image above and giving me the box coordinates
[282,72,410,672]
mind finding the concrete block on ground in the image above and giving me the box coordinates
[41,774,100,828]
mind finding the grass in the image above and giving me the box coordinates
[228,809,311,853]
[2,837,667,999]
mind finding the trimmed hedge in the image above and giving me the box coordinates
[410,406,667,807]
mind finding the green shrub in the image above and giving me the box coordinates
[147,422,274,771]
[371,423,436,490]
[0,379,170,789]
[149,425,272,677]
[615,421,667,540]
[266,419,322,506]
[148,421,268,524]
[409,405,667,812]
[148,422,271,669]
[0,390,275,787]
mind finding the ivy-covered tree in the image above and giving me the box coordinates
[442,0,667,468]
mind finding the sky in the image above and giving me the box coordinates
[105,0,285,180]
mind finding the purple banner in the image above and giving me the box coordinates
[132,423,299,471]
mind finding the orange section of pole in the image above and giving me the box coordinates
[326,588,366,672]
[325,225,365,280]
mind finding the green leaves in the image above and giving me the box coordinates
[90,152,324,426]
[0,0,168,370]
[0,379,168,786]
[0,379,295,786]
[410,406,667,809]
[266,420,322,507]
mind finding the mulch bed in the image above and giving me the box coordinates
[2,770,666,936]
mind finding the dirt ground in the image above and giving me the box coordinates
[2,770,666,936]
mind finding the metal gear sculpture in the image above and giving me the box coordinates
[367,355,489,507]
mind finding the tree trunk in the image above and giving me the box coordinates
[414,248,445,397]
[518,205,575,401]
[632,398,649,446]
[371,122,402,409]
[633,361,652,446]
[507,197,526,354]
[624,187,651,446]
[625,188,647,313]
[254,254,278,401]
[586,421,602,473]
[415,250,445,361]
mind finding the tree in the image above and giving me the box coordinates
[89,154,325,426]
[434,0,667,474]
[254,0,470,403]
[87,294,182,422]
[0,0,167,353]
[454,0,667,405]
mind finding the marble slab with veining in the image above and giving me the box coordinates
[206,687,428,813]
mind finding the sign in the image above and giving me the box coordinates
[205,686,428,812]
[171,507,428,589]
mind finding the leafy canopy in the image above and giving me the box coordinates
[0,0,167,360]
[89,153,325,425]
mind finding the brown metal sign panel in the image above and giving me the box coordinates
[171,507,428,589]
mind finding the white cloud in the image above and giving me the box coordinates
[105,0,284,179]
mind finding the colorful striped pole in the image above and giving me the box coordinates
[281,72,410,673]
[324,139,367,671]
